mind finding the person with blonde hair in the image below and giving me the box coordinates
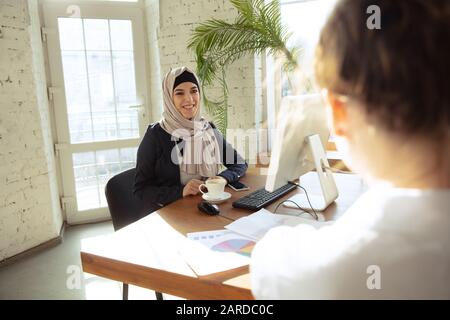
[251,0,449,299]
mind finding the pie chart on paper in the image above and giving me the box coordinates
[211,239,256,257]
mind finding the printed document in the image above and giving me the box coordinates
[225,208,333,241]
[179,230,255,276]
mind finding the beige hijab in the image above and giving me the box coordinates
[160,66,221,177]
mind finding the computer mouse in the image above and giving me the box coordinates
[198,201,220,216]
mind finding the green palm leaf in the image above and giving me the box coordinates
[188,0,299,134]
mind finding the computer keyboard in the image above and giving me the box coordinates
[232,183,298,210]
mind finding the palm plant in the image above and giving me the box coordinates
[188,0,300,134]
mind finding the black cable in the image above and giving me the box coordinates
[218,214,236,222]
[274,199,307,215]
[279,181,319,221]
[274,199,318,221]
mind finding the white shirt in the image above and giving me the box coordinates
[250,186,450,299]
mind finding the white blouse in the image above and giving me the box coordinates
[250,185,450,299]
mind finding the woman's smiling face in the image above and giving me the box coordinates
[172,82,199,120]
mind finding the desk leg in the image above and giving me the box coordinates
[122,283,129,300]
[123,283,163,300]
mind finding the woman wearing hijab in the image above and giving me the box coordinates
[133,66,247,213]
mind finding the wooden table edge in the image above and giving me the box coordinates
[81,251,254,300]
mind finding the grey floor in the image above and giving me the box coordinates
[0,221,182,300]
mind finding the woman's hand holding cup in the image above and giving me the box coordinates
[182,179,203,197]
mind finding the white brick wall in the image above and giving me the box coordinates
[0,0,264,260]
[156,0,260,131]
[0,0,63,261]
[144,0,163,122]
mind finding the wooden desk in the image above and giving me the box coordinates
[81,169,366,299]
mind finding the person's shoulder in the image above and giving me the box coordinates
[147,122,162,132]
[142,122,166,142]
[208,122,223,136]
[145,122,170,136]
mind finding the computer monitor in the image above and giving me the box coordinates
[265,94,338,211]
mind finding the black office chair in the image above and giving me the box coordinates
[105,168,163,300]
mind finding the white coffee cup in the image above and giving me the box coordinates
[199,177,227,199]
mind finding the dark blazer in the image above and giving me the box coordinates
[134,122,248,211]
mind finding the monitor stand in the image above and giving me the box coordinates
[284,134,339,211]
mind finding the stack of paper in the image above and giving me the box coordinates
[224,208,333,241]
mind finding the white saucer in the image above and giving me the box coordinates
[202,192,231,204]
